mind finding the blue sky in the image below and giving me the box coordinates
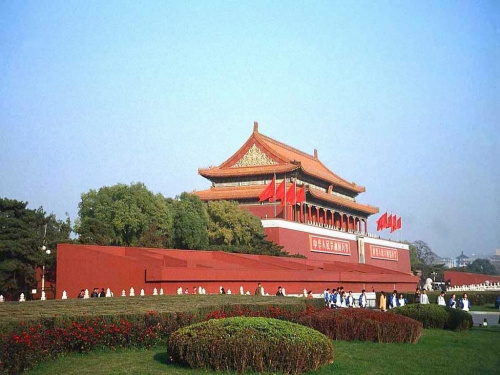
[1,1,498,258]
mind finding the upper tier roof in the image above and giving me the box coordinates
[199,122,365,194]
[194,185,379,215]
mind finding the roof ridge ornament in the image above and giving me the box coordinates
[314,149,318,159]
[253,121,259,133]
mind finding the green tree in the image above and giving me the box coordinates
[0,198,71,299]
[206,200,263,246]
[405,242,422,273]
[466,258,498,275]
[205,200,297,257]
[172,193,209,249]
[413,240,436,266]
[75,183,173,247]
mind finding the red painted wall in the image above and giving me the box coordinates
[56,244,419,299]
[444,271,500,286]
[263,226,412,274]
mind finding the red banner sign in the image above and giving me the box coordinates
[370,245,398,261]
[310,236,350,255]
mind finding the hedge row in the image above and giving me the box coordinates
[390,304,473,330]
[168,317,334,374]
[297,308,422,343]
[0,303,319,374]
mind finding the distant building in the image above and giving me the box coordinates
[456,251,471,268]
[441,257,456,268]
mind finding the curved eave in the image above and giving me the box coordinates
[198,164,298,179]
[299,165,366,193]
[194,186,264,201]
[308,189,379,216]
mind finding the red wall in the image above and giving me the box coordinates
[56,244,419,299]
[444,271,500,286]
[263,226,412,274]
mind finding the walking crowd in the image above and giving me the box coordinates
[378,287,471,312]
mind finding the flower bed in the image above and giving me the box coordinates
[298,308,423,343]
[0,303,319,374]
[168,317,334,374]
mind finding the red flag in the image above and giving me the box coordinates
[271,179,286,203]
[386,214,393,229]
[391,215,398,233]
[376,212,387,231]
[397,217,402,230]
[296,185,306,203]
[259,176,276,202]
[285,182,296,205]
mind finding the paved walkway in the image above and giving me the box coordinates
[469,311,500,326]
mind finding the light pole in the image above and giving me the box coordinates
[40,224,51,298]
[41,245,51,293]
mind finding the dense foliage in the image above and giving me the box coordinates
[0,301,320,374]
[168,317,334,374]
[390,304,473,330]
[74,183,174,247]
[0,198,71,299]
[75,182,294,256]
[298,308,422,343]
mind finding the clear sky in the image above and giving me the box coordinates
[1,1,498,258]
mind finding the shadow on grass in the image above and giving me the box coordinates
[153,351,168,364]
[153,351,192,371]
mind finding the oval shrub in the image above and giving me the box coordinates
[168,317,334,374]
[298,308,422,343]
[390,304,473,330]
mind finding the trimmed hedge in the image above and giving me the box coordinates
[298,308,422,343]
[168,317,334,374]
[390,304,473,330]
[0,303,320,374]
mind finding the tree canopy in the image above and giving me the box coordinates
[75,183,173,247]
[172,192,209,250]
[465,258,498,275]
[0,198,71,299]
[75,183,293,257]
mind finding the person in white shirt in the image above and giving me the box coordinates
[449,294,457,308]
[389,290,399,309]
[359,289,367,308]
[398,293,408,307]
[339,291,347,308]
[459,293,471,311]
[420,289,430,304]
[437,291,446,306]
[346,291,355,307]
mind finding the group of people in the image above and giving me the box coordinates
[378,288,471,311]
[77,287,106,298]
[379,290,409,311]
[324,287,368,308]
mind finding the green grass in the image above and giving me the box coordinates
[470,304,500,312]
[0,295,315,327]
[26,327,500,375]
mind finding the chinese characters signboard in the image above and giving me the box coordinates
[309,235,351,256]
[370,245,398,261]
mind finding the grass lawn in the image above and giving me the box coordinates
[0,295,316,328]
[27,327,500,375]
[470,304,500,312]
